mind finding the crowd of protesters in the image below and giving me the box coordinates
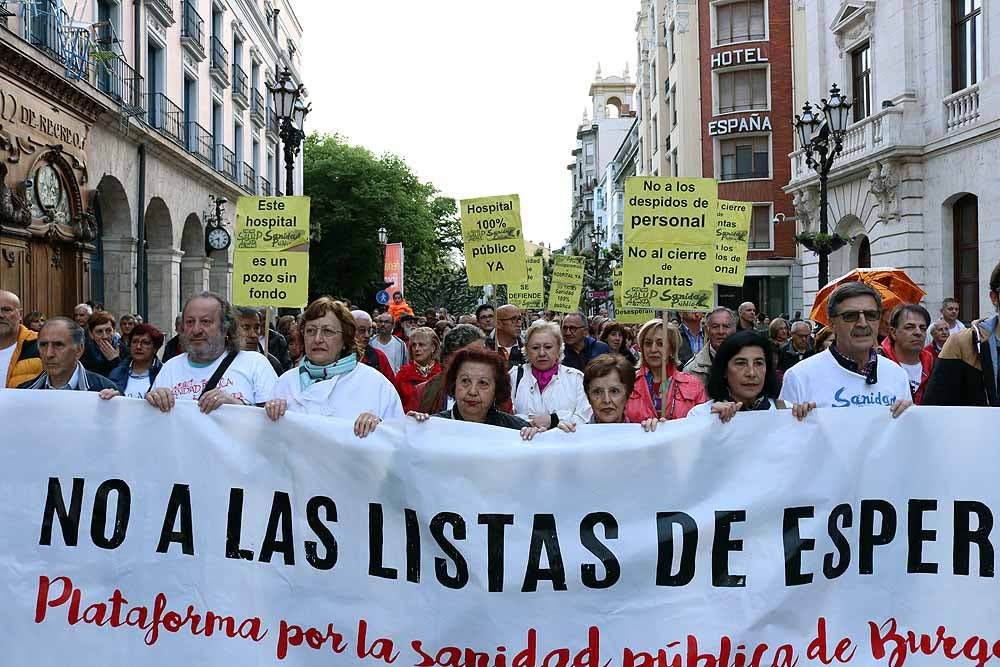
[2,259,998,436]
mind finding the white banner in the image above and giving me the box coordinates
[2,390,1000,666]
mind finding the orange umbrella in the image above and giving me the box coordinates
[810,267,925,326]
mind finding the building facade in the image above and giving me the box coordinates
[0,0,304,333]
[786,0,999,323]
[567,68,636,255]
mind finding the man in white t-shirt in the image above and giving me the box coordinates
[926,297,967,345]
[780,282,912,418]
[146,292,277,413]
[369,312,408,374]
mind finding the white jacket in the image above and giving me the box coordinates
[269,361,403,420]
[509,363,593,425]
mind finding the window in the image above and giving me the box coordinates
[585,143,594,166]
[749,205,772,250]
[717,68,768,113]
[651,60,657,98]
[716,0,766,45]
[952,0,982,92]
[669,25,676,64]
[651,115,658,148]
[851,42,871,121]
[671,149,678,176]
[670,86,678,127]
[719,136,769,180]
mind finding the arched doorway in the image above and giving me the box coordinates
[854,235,872,269]
[95,175,134,318]
[144,197,177,333]
[180,213,210,306]
[953,194,979,322]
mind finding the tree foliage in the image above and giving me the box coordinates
[303,133,465,306]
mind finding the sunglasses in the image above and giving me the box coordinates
[832,309,881,323]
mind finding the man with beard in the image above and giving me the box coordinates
[780,282,911,417]
[146,292,277,413]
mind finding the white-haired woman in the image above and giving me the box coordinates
[509,320,592,430]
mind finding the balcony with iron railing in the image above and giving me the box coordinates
[209,36,229,87]
[147,92,185,146]
[214,144,237,182]
[180,1,205,61]
[259,176,272,196]
[187,121,213,164]
[27,0,69,62]
[96,51,145,115]
[250,90,265,127]
[231,63,249,109]
[146,0,175,26]
[241,163,256,193]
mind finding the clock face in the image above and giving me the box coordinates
[208,227,231,250]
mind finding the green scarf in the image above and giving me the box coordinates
[299,354,358,390]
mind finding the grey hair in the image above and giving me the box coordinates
[738,301,755,313]
[826,282,882,320]
[441,323,485,363]
[235,306,261,320]
[351,309,372,324]
[73,303,93,315]
[706,306,736,326]
[524,320,564,362]
[42,316,86,347]
[790,320,812,334]
[563,311,588,327]
[183,291,240,354]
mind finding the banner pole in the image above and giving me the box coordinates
[263,308,271,355]
[660,309,667,420]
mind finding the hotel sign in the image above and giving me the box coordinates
[710,47,767,69]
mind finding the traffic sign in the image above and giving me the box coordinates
[376,290,390,305]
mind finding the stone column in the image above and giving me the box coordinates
[181,255,212,305]
[146,248,183,334]
[100,237,138,317]
[209,254,233,300]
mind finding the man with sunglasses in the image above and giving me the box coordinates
[560,311,611,373]
[924,261,1000,407]
[485,304,525,370]
[779,282,912,417]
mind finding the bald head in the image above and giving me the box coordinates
[0,290,22,344]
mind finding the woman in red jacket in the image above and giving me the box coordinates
[625,318,707,423]
[394,326,442,413]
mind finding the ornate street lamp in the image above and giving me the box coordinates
[374,226,393,297]
[793,83,853,288]
[267,67,308,196]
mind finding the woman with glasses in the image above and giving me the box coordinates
[509,321,592,430]
[624,318,707,422]
[108,323,164,398]
[264,297,403,437]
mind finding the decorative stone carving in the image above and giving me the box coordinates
[868,161,900,222]
[147,16,167,42]
[793,188,820,231]
[0,162,31,228]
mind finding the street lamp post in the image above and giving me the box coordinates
[793,83,853,288]
[267,67,310,196]
[375,225,393,295]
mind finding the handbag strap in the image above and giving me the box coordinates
[199,350,239,398]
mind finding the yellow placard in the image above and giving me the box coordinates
[232,250,310,308]
[714,200,752,286]
[547,280,582,313]
[621,243,715,311]
[623,177,718,246]
[551,254,586,284]
[613,269,657,324]
[507,256,545,310]
[235,196,311,251]
[460,194,527,286]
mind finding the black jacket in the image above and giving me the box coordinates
[81,338,118,377]
[778,339,815,373]
[433,406,530,430]
[268,328,290,372]
[484,331,525,370]
[18,367,119,392]
[923,315,998,407]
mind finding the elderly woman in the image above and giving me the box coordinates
[553,354,667,432]
[599,321,638,366]
[264,297,403,436]
[108,323,164,398]
[408,347,541,440]
[814,326,835,352]
[768,317,789,345]
[688,330,816,422]
[925,319,950,360]
[395,326,442,413]
[624,319,707,422]
[509,321,591,429]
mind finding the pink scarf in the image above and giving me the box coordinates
[531,365,559,393]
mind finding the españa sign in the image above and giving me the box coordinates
[232,196,310,308]
[4,391,1000,666]
[460,194,528,286]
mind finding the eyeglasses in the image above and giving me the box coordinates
[131,338,154,347]
[832,309,881,323]
[499,315,522,323]
[303,327,344,339]
[561,325,584,333]
[356,326,372,334]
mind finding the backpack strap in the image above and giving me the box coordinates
[515,363,525,394]
[199,350,239,398]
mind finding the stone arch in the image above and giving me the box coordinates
[180,213,211,308]
[144,197,179,333]
[605,97,622,119]
[831,215,867,278]
[95,175,134,318]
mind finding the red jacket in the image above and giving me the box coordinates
[880,338,934,404]
[394,362,441,413]
[625,365,707,422]
[361,345,396,383]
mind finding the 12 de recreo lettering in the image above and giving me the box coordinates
[37,477,999,591]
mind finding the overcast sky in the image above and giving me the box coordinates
[298,1,638,248]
